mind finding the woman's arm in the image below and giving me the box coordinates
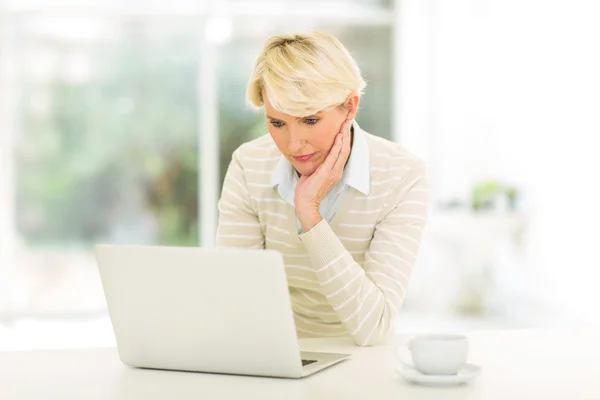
[216,149,265,249]
[299,161,428,346]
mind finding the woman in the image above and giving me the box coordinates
[217,32,428,346]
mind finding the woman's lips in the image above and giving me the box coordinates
[293,153,316,162]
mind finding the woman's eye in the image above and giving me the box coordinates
[270,121,284,128]
[304,118,319,125]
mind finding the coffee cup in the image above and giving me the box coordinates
[395,334,468,375]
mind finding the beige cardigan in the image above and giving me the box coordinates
[216,125,429,346]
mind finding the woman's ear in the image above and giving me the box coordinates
[344,92,360,121]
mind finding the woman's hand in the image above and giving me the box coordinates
[294,119,352,232]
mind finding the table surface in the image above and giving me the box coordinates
[1,328,599,400]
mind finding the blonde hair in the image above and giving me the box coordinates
[246,31,366,117]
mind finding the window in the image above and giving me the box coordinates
[3,17,202,314]
[0,2,395,316]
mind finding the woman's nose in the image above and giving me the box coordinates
[288,127,304,153]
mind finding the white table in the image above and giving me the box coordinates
[1,329,599,400]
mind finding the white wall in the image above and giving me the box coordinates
[0,13,19,311]
[398,0,600,322]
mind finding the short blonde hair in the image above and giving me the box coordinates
[246,31,366,117]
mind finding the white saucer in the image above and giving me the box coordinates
[396,362,481,386]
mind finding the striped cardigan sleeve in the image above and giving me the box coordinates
[298,160,428,346]
[216,149,265,249]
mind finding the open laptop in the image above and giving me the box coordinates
[94,244,350,378]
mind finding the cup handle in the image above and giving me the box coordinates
[395,337,413,365]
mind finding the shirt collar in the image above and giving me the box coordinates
[270,120,370,195]
[343,121,370,195]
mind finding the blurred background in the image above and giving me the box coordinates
[1,0,599,350]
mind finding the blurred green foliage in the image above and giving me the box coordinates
[17,26,202,247]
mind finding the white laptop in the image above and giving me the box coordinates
[94,244,350,378]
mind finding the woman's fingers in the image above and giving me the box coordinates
[332,119,351,174]
[317,119,351,185]
[320,131,344,173]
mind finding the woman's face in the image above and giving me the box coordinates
[264,93,358,177]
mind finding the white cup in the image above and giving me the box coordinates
[395,334,469,375]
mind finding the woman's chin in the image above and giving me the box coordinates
[294,163,319,177]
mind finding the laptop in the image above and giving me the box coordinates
[94,244,351,378]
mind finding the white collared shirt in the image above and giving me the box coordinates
[270,120,371,232]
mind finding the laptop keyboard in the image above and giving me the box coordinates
[302,359,318,367]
